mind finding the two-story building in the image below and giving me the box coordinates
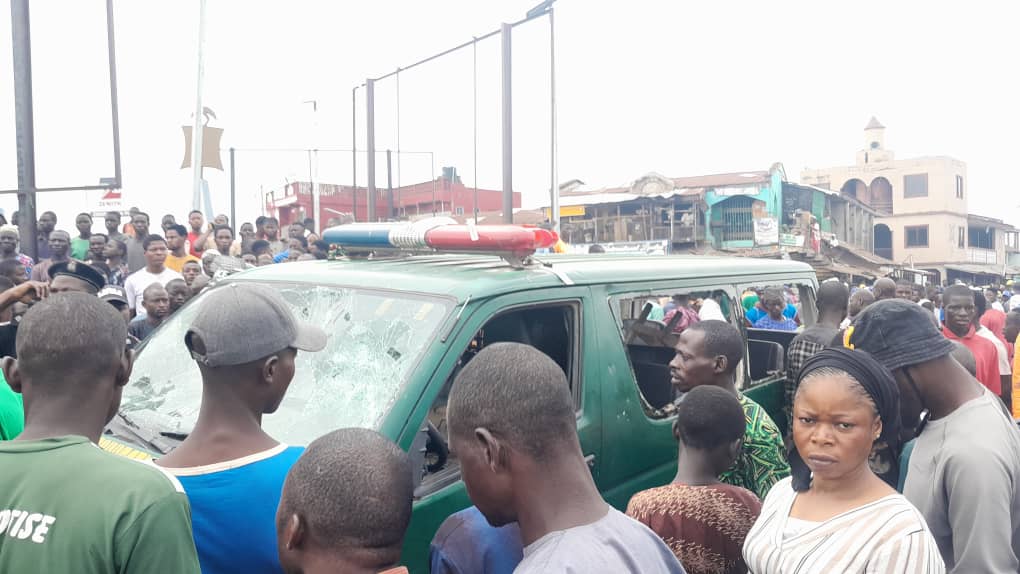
[801,118,1019,284]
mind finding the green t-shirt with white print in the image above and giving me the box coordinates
[0,435,200,573]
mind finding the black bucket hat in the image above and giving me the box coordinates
[845,299,955,372]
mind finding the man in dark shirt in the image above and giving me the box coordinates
[785,281,849,426]
[34,211,56,261]
[128,283,170,340]
[125,212,151,273]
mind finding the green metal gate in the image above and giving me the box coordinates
[719,196,755,242]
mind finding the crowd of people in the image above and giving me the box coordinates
[1,205,1020,573]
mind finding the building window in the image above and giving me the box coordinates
[454,206,464,216]
[955,175,964,199]
[958,227,965,248]
[905,225,929,248]
[968,226,995,250]
[903,174,928,198]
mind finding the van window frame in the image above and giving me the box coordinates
[413,298,583,499]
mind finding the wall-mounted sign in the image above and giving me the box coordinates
[754,217,779,246]
[713,185,763,197]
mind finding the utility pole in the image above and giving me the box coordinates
[11,0,38,260]
[501,23,513,224]
[351,86,358,221]
[386,149,394,220]
[190,0,209,215]
[366,79,376,222]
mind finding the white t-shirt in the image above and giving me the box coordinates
[698,298,726,322]
[124,267,183,318]
[514,507,685,573]
[977,326,1012,375]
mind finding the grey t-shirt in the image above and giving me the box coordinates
[514,507,686,573]
[904,387,1020,573]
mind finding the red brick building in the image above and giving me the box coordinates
[265,171,521,226]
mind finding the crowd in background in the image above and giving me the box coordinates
[1,205,1019,573]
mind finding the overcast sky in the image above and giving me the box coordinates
[1,0,1018,230]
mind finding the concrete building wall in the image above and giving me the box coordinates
[876,212,968,264]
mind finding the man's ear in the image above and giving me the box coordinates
[115,349,135,388]
[713,354,728,375]
[475,427,508,473]
[282,513,305,551]
[261,355,280,385]
[2,356,21,393]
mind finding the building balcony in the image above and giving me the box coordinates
[966,247,998,265]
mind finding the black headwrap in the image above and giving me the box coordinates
[789,347,901,492]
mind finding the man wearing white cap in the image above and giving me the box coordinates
[156,283,327,574]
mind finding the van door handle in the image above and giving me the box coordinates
[584,454,596,469]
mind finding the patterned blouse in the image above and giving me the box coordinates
[628,482,762,574]
[719,395,790,500]
[743,477,944,573]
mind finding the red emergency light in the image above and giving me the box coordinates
[322,220,558,263]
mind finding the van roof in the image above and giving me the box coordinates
[227,254,816,301]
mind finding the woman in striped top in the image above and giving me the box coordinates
[742,348,944,573]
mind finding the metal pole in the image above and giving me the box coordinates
[386,149,394,220]
[431,155,436,216]
[190,0,208,214]
[473,36,479,224]
[229,147,236,228]
[366,79,377,222]
[549,6,559,233]
[351,86,358,221]
[11,0,38,260]
[105,0,122,188]
[500,23,513,224]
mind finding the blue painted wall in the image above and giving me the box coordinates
[704,165,785,248]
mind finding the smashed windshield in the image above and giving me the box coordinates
[119,281,451,446]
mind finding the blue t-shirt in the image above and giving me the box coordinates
[170,444,304,574]
[430,506,523,574]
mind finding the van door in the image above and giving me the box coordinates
[397,286,599,572]
[592,281,741,509]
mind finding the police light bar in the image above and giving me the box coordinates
[322,219,559,261]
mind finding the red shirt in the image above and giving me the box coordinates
[187,230,205,257]
[942,324,1002,395]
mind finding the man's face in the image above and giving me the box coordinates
[986,290,998,305]
[214,229,233,253]
[669,329,718,393]
[242,253,257,266]
[764,296,785,320]
[181,262,201,285]
[9,266,27,285]
[286,249,304,262]
[287,238,304,252]
[88,235,107,257]
[161,217,175,232]
[240,223,254,238]
[264,221,279,239]
[37,213,56,234]
[102,240,123,259]
[105,213,120,232]
[48,232,70,257]
[0,232,17,255]
[167,283,191,312]
[944,293,976,334]
[1005,315,1020,344]
[257,254,274,266]
[214,214,228,226]
[448,422,515,527]
[895,284,914,300]
[189,212,204,231]
[76,215,92,235]
[132,214,149,236]
[144,239,168,268]
[143,287,171,319]
[165,229,185,251]
[288,224,305,239]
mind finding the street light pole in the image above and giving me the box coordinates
[500,23,513,224]
[549,4,559,232]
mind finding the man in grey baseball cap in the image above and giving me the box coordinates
[155,283,327,573]
[849,299,1020,572]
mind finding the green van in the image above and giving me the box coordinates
[103,253,817,573]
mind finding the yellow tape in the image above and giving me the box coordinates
[99,437,153,461]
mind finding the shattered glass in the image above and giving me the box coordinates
[119,282,451,446]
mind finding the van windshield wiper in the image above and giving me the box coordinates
[106,411,177,455]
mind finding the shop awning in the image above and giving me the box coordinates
[945,263,1010,276]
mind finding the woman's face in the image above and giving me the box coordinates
[793,372,881,483]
